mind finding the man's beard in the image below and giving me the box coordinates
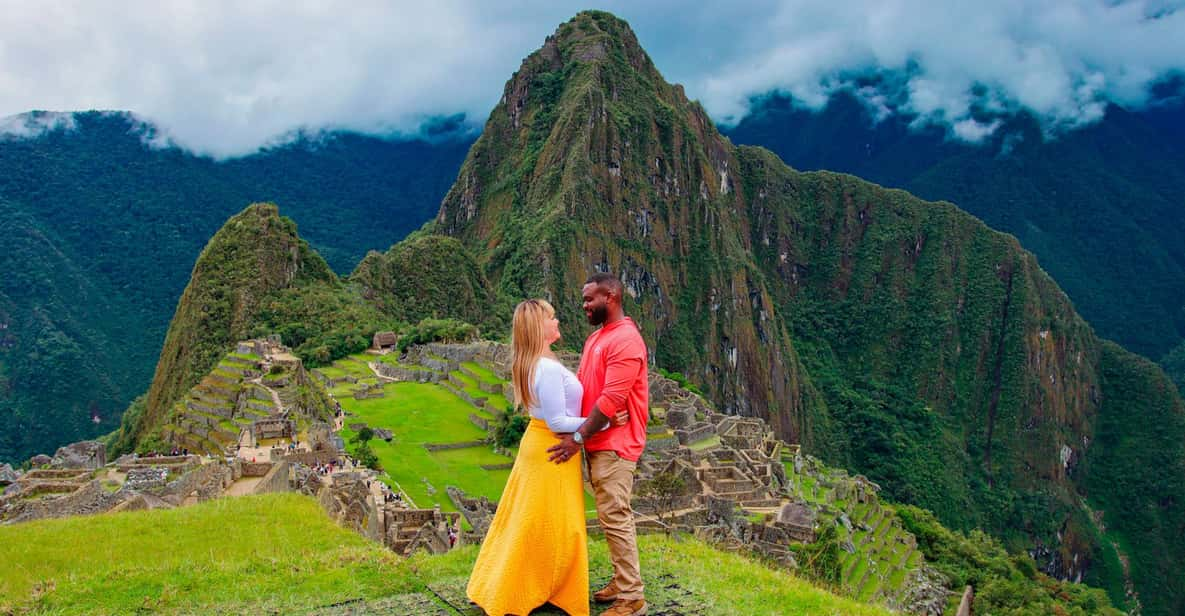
[586,304,608,326]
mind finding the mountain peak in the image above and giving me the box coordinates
[136,202,334,444]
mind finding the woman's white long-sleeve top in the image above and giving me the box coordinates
[529,357,586,434]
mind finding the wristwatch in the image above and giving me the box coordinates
[572,431,584,444]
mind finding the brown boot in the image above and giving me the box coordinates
[592,582,620,603]
[601,598,647,616]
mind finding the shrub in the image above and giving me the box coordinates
[494,410,530,448]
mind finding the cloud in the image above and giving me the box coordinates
[0,1,1182,155]
[0,111,76,139]
[692,0,1185,141]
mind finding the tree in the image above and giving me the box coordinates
[641,470,686,533]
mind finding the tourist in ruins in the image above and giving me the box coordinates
[468,298,619,616]
[548,272,649,616]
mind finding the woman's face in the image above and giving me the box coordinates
[544,314,561,344]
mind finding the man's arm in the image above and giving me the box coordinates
[547,353,643,463]
[546,405,612,463]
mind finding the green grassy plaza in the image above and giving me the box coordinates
[329,366,514,511]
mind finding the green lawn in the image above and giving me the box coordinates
[448,370,499,408]
[460,360,504,384]
[0,493,892,615]
[338,382,514,511]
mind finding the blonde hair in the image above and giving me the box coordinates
[511,298,555,411]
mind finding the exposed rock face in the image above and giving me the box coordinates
[28,454,51,467]
[435,11,815,442]
[424,11,1185,610]
[897,566,951,616]
[51,440,106,470]
[0,464,17,486]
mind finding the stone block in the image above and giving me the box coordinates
[0,463,17,486]
[666,406,693,429]
[51,440,107,470]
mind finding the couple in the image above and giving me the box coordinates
[467,273,649,616]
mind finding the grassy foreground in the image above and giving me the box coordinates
[0,493,890,615]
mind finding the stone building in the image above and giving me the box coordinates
[372,331,398,351]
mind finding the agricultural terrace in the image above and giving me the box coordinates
[317,354,516,514]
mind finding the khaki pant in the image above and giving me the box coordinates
[587,449,644,599]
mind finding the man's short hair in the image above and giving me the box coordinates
[585,272,624,299]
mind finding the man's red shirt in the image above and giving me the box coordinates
[578,316,649,461]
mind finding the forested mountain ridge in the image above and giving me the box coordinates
[0,112,468,462]
[724,90,1185,372]
[427,11,1185,613]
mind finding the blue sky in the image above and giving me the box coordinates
[1,1,1182,157]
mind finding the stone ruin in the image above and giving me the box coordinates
[252,417,295,441]
[0,463,18,486]
[447,486,498,538]
[0,439,238,524]
[51,440,107,470]
[290,462,462,557]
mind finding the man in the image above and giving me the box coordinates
[548,272,649,616]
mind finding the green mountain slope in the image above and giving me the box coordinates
[724,92,1185,365]
[0,114,468,462]
[434,11,819,439]
[350,233,498,329]
[422,11,1185,614]
[0,200,147,465]
[127,204,393,449]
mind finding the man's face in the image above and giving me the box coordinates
[582,282,610,326]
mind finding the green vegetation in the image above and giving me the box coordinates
[656,368,704,396]
[106,203,397,457]
[0,114,470,464]
[0,493,404,614]
[1161,340,1185,393]
[493,409,529,449]
[1078,342,1185,615]
[898,505,1122,615]
[16,10,1177,614]
[333,380,511,510]
[420,12,1174,610]
[395,318,479,353]
[0,492,890,615]
[349,234,498,333]
[725,90,1185,364]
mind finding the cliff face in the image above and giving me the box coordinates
[435,12,821,441]
[432,11,1185,613]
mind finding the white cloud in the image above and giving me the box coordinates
[0,111,76,139]
[0,1,1181,155]
[692,0,1185,141]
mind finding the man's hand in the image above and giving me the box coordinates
[611,410,629,426]
[547,434,581,464]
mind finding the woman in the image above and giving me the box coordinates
[467,299,591,616]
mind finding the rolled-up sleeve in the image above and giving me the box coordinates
[594,348,644,415]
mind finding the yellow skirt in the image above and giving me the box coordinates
[467,418,589,616]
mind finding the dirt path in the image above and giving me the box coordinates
[225,476,263,496]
